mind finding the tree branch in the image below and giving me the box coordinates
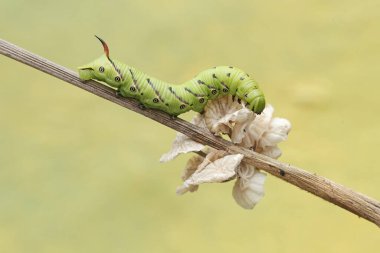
[1,38,379,227]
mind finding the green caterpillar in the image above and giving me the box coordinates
[78,36,265,116]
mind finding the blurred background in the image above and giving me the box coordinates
[1,0,379,252]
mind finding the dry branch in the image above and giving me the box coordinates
[1,38,379,227]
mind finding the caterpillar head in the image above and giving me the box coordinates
[251,96,266,114]
[78,36,123,88]
[245,88,266,114]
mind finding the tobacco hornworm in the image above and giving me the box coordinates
[78,36,266,116]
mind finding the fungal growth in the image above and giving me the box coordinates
[160,97,291,209]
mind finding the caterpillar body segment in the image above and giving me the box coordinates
[78,37,266,116]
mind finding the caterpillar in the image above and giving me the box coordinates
[78,36,266,116]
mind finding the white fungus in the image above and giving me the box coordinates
[161,95,291,209]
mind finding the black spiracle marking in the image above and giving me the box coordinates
[199,98,205,103]
[197,79,214,89]
[107,57,123,80]
[220,81,229,91]
[128,69,141,91]
[180,104,186,110]
[147,78,165,103]
[153,98,159,103]
[130,86,136,92]
[212,73,229,92]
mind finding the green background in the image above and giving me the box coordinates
[1,0,379,252]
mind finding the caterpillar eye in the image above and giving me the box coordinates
[180,104,186,110]
[199,98,205,103]
[153,98,159,103]
[130,86,136,92]
[99,66,105,73]
[211,89,217,95]
[115,76,121,82]
[222,88,229,93]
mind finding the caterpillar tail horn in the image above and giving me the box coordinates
[94,35,110,58]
